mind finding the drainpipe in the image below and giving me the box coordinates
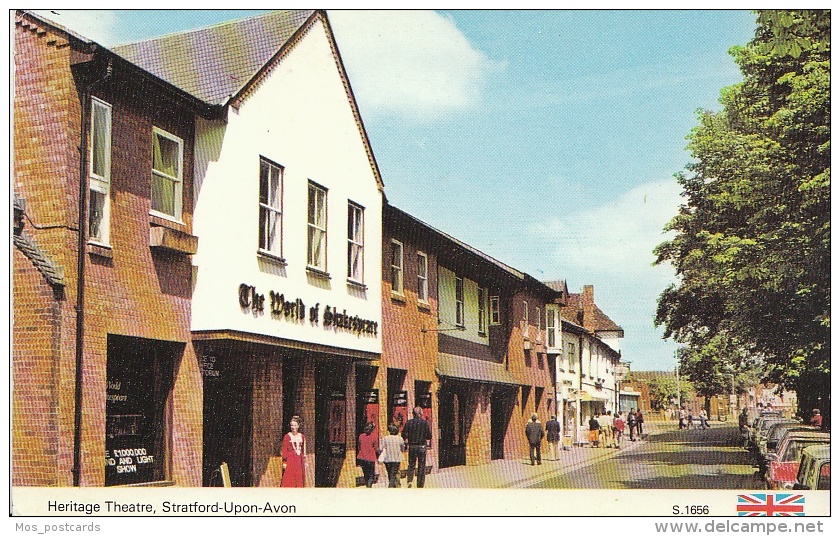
[72,56,111,487]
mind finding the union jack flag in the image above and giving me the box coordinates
[737,494,805,516]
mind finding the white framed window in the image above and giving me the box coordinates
[455,276,464,327]
[567,342,577,373]
[523,301,529,339]
[478,287,487,335]
[535,307,541,342]
[390,240,404,295]
[417,252,429,303]
[347,202,364,282]
[89,98,112,244]
[547,309,556,348]
[307,181,327,271]
[151,127,183,220]
[490,296,500,325]
[258,158,283,256]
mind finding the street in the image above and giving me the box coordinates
[528,421,762,489]
[417,419,764,489]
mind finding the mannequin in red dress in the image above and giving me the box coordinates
[281,416,306,487]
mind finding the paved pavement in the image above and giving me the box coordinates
[370,418,728,489]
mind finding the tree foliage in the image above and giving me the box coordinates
[654,10,829,419]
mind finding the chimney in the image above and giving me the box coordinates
[581,285,596,333]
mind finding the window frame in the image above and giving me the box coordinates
[490,295,500,325]
[455,276,464,328]
[547,308,556,348]
[390,239,404,295]
[150,126,184,222]
[88,97,112,245]
[347,201,364,283]
[523,300,529,339]
[417,251,429,303]
[535,307,541,342]
[258,157,284,258]
[307,181,328,272]
[477,286,487,335]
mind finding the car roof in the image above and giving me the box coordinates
[801,444,831,460]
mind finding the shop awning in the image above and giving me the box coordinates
[579,386,611,401]
[435,353,520,386]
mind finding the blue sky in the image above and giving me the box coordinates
[34,9,758,371]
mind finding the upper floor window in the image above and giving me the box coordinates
[307,182,327,271]
[567,341,577,373]
[547,309,556,347]
[347,202,364,282]
[390,240,404,295]
[151,127,183,221]
[490,296,500,325]
[258,158,283,257]
[89,98,112,244]
[523,301,529,339]
[477,287,487,335]
[535,308,541,342]
[455,276,464,327]
[417,252,429,303]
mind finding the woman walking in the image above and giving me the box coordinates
[357,421,379,487]
[378,424,405,487]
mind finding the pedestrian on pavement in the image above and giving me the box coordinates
[379,424,405,488]
[613,412,626,449]
[599,411,614,448]
[809,409,822,429]
[357,421,379,487]
[588,414,601,447]
[545,415,561,461]
[678,407,687,430]
[627,409,637,441]
[687,410,694,430]
[698,409,708,430]
[635,409,644,438]
[281,416,307,488]
[525,413,544,465]
[402,406,432,488]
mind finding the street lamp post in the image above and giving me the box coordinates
[675,357,680,410]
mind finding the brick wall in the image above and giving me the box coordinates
[13,14,202,486]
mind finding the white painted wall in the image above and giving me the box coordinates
[191,19,382,354]
[437,266,490,346]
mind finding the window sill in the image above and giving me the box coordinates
[257,249,287,265]
[478,331,487,338]
[346,278,367,290]
[87,242,113,258]
[306,266,331,279]
[390,292,406,303]
[149,212,186,230]
[417,301,431,313]
[150,225,198,255]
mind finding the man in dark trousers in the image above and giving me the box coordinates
[525,413,544,465]
[545,415,562,460]
[402,406,432,488]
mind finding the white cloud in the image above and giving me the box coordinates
[31,10,121,46]
[328,10,505,122]
[531,179,683,277]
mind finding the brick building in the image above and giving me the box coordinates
[13,11,204,486]
[381,206,560,469]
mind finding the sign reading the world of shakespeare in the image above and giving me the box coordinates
[238,283,378,337]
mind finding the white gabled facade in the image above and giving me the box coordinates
[191,16,382,355]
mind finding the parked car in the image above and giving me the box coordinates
[750,416,789,453]
[793,444,830,490]
[758,420,799,458]
[766,430,830,490]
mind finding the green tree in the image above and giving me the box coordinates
[654,10,829,420]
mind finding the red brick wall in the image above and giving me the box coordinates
[13,14,202,486]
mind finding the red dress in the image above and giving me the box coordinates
[281,432,306,487]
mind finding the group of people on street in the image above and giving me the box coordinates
[585,409,644,449]
[525,414,565,465]
[276,406,432,489]
[677,406,710,430]
[357,406,433,488]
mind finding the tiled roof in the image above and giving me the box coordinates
[13,232,64,288]
[566,292,623,334]
[111,10,315,105]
